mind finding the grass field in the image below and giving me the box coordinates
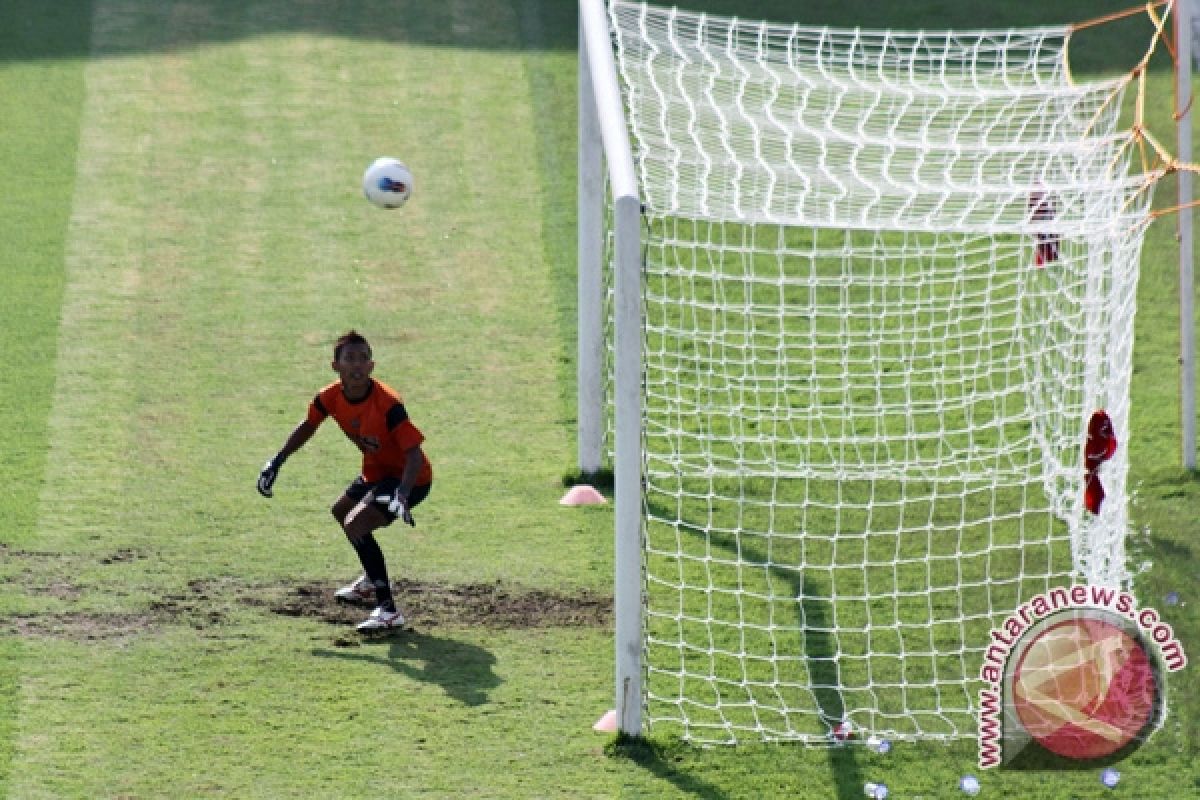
[1,0,1196,798]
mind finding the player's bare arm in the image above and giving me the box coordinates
[257,419,319,497]
[397,445,426,501]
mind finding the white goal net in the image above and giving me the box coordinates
[587,0,1158,743]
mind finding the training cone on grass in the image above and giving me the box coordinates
[593,709,617,733]
[560,484,606,506]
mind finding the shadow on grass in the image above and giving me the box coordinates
[312,629,501,707]
[635,502,867,799]
[798,578,868,800]
[561,466,615,492]
[1,0,1171,77]
[605,734,731,800]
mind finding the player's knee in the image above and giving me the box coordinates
[343,517,372,542]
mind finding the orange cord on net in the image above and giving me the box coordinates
[1069,1,1170,34]
[1065,1,1200,221]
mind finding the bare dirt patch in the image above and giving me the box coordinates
[0,547,162,641]
[3,576,611,643]
[259,579,613,631]
[9,612,157,642]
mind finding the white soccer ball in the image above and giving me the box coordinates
[362,157,413,209]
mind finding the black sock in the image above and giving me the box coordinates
[352,534,395,612]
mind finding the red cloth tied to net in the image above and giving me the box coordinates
[1028,190,1060,267]
[1084,410,1118,514]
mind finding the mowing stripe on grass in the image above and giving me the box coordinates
[0,1,94,794]
[8,1,614,795]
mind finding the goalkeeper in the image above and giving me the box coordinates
[256,330,433,632]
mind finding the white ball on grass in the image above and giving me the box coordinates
[362,157,413,209]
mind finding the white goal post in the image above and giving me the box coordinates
[1178,0,1195,469]
[579,0,1171,743]
[579,0,645,737]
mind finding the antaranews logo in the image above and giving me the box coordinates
[977,585,1187,769]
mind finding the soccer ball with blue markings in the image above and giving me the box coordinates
[362,157,413,209]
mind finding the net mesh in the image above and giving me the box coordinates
[603,0,1153,743]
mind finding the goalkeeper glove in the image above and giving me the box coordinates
[376,491,415,526]
[257,454,284,497]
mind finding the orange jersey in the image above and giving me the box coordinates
[306,379,433,485]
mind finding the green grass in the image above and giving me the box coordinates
[0,0,94,793]
[0,1,1196,798]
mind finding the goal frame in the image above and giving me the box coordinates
[577,0,1197,741]
[578,0,643,737]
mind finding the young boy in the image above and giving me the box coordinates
[256,330,433,631]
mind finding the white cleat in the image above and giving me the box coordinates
[356,607,405,632]
[334,574,375,604]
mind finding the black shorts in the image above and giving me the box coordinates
[345,476,432,525]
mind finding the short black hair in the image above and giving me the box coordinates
[333,330,371,361]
